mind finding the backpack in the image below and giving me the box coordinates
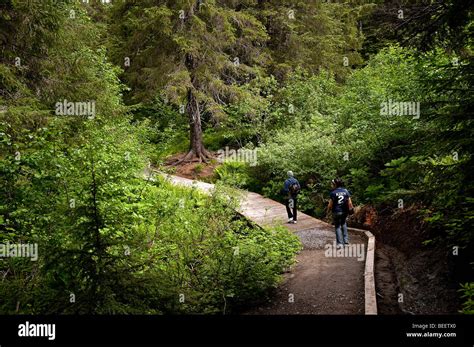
[289,182,300,195]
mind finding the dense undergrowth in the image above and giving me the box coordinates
[0,0,471,314]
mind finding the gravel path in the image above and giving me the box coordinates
[246,226,366,315]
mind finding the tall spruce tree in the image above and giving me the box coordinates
[109,0,269,162]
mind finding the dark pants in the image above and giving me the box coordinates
[285,197,297,221]
[333,212,349,245]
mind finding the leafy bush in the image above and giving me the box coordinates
[459,282,474,314]
[0,115,300,314]
[214,161,257,190]
[254,129,340,216]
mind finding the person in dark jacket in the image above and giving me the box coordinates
[327,178,353,248]
[283,171,300,224]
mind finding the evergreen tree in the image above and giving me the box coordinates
[109,0,269,162]
[253,0,368,80]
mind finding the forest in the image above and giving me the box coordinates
[0,0,472,315]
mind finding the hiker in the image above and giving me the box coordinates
[283,171,300,224]
[327,178,354,248]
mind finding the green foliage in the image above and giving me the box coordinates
[0,114,300,314]
[1,0,471,316]
[193,163,204,174]
[0,1,300,315]
[130,98,188,163]
[362,0,472,54]
[219,75,278,146]
[246,71,343,214]
[260,70,339,137]
[108,0,271,156]
[141,184,301,313]
[255,0,367,80]
[214,161,257,190]
[253,44,474,252]
[459,282,474,314]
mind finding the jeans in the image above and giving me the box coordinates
[333,212,348,245]
[285,197,297,221]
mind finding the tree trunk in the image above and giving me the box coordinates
[187,89,210,161]
[172,53,212,164]
[173,89,212,164]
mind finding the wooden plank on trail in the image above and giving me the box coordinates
[160,172,362,233]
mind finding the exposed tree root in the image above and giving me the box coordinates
[170,149,213,166]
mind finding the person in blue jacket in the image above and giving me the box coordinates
[283,171,300,224]
[327,178,354,248]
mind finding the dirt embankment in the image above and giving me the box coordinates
[349,205,462,314]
